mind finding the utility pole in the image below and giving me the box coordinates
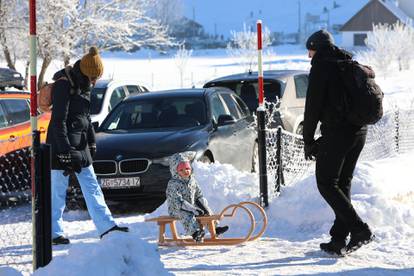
[192,6,195,21]
[298,0,302,43]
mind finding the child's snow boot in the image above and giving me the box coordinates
[52,235,70,245]
[192,229,205,243]
[215,225,229,236]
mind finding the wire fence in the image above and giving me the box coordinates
[0,134,33,274]
[266,106,414,197]
[0,134,32,208]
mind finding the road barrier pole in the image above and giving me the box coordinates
[30,0,52,269]
[256,20,268,208]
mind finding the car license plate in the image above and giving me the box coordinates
[100,177,140,189]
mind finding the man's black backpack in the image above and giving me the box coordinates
[337,60,384,126]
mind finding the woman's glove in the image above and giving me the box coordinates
[57,151,82,175]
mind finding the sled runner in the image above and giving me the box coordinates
[145,201,267,246]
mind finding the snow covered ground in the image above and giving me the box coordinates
[1,155,414,276]
[1,45,414,275]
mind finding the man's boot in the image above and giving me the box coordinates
[346,224,374,253]
[320,239,346,256]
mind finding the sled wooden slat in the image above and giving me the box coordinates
[145,202,266,246]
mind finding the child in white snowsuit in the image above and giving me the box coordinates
[166,152,228,242]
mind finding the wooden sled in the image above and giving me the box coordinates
[145,201,267,246]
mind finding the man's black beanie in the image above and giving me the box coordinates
[306,30,334,50]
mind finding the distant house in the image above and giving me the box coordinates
[340,0,414,48]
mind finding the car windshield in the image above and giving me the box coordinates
[90,87,106,115]
[101,96,208,131]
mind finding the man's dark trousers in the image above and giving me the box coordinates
[316,126,367,240]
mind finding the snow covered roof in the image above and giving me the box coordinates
[381,0,412,23]
[340,0,413,32]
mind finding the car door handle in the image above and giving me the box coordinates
[8,135,17,142]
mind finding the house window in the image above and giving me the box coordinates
[354,33,367,46]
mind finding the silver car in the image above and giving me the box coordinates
[90,79,149,129]
[204,70,309,134]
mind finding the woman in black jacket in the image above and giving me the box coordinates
[47,47,128,245]
[303,30,374,255]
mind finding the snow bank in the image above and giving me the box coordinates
[33,233,171,276]
[264,152,414,241]
[146,151,414,242]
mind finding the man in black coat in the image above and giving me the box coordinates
[47,47,128,245]
[303,30,374,255]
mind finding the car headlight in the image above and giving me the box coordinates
[152,156,172,166]
[13,73,20,78]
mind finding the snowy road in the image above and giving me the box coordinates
[1,155,414,276]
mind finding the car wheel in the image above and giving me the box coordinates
[0,87,5,91]
[295,123,303,135]
[251,141,259,173]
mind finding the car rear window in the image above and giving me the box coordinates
[101,97,207,131]
[210,81,283,112]
[90,87,106,114]
[0,102,9,129]
[2,99,30,126]
[126,85,141,94]
[294,74,308,98]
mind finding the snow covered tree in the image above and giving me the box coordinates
[358,21,414,76]
[151,0,184,27]
[35,0,172,88]
[174,41,193,88]
[227,24,273,72]
[391,21,414,71]
[0,0,28,71]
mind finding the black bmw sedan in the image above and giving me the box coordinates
[87,87,257,211]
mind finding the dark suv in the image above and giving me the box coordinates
[67,87,257,212]
[0,68,24,91]
[204,70,309,134]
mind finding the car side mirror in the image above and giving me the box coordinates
[217,114,236,126]
[92,122,99,132]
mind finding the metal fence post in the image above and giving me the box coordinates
[395,108,400,154]
[275,127,284,193]
[32,131,52,269]
[257,109,268,208]
[40,143,52,266]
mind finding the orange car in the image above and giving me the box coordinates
[0,91,50,156]
[0,91,50,206]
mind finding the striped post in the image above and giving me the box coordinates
[30,0,52,270]
[29,0,37,131]
[257,20,264,107]
[256,20,268,207]
[29,0,38,270]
